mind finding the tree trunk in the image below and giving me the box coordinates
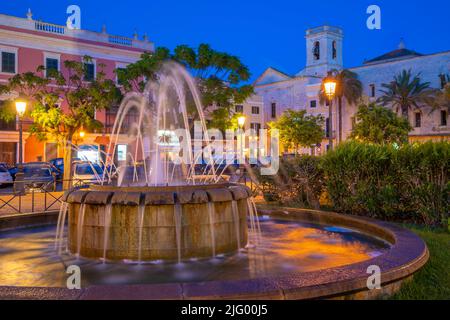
[401,105,409,120]
[338,97,343,144]
[63,135,74,191]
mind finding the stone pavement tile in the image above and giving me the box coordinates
[79,284,183,300]
[182,278,284,300]
[0,286,83,300]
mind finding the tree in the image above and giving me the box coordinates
[0,56,121,189]
[319,69,363,143]
[350,103,412,145]
[378,69,438,120]
[269,109,324,154]
[117,44,254,132]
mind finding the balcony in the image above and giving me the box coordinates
[0,13,154,52]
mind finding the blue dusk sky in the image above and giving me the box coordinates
[1,0,450,82]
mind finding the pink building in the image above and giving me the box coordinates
[0,10,154,165]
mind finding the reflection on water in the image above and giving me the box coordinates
[0,218,389,287]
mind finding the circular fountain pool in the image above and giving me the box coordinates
[0,207,428,300]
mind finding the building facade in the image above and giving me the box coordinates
[0,10,154,165]
[254,25,450,154]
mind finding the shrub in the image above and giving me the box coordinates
[256,156,324,209]
[322,141,450,227]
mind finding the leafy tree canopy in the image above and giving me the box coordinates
[269,109,324,153]
[116,44,254,131]
[0,56,121,185]
[350,103,412,145]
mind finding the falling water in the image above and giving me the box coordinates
[55,202,68,252]
[246,198,262,246]
[207,202,216,257]
[246,198,256,244]
[102,203,113,262]
[76,203,87,258]
[174,203,183,263]
[231,200,241,250]
[251,198,262,243]
[137,204,146,263]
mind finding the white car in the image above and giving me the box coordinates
[0,165,13,186]
[72,162,104,186]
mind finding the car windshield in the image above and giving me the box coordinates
[0,166,8,173]
[76,164,103,175]
[23,166,52,177]
[53,159,63,166]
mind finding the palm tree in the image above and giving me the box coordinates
[378,69,438,120]
[320,69,363,143]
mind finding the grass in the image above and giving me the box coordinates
[390,226,450,300]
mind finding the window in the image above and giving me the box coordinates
[415,112,422,128]
[441,110,448,126]
[45,58,59,77]
[84,62,95,81]
[310,100,317,108]
[116,67,126,85]
[313,41,320,60]
[369,84,376,98]
[251,106,260,115]
[235,105,243,113]
[332,41,337,59]
[271,103,277,118]
[250,123,261,135]
[1,52,16,74]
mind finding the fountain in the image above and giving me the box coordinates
[0,62,428,300]
[59,62,254,262]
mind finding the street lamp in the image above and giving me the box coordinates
[79,129,86,138]
[237,115,246,129]
[323,71,337,151]
[15,100,27,165]
[237,115,246,163]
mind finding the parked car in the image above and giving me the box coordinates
[72,161,104,186]
[49,158,64,180]
[18,162,56,192]
[0,164,13,186]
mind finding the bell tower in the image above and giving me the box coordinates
[300,26,344,77]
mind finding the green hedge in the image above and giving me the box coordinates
[322,141,449,227]
[259,141,449,227]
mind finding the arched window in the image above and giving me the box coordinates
[332,41,337,59]
[313,41,320,60]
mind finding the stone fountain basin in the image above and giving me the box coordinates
[63,183,252,262]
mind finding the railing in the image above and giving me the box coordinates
[108,35,133,47]
[0,14,154,51]
[35,21,65,35]
[0,167,260,215]
[0,179,89,215]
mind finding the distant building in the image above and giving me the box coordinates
[254,25,450,154]
[0,10,154,164]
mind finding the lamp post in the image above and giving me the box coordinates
[15,101,27,166]
[237,115,246,164]
[323,72,337,151]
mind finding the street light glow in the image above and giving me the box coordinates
[323,74,337,99]
[238,115,246,128]
[15,101,27,117]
